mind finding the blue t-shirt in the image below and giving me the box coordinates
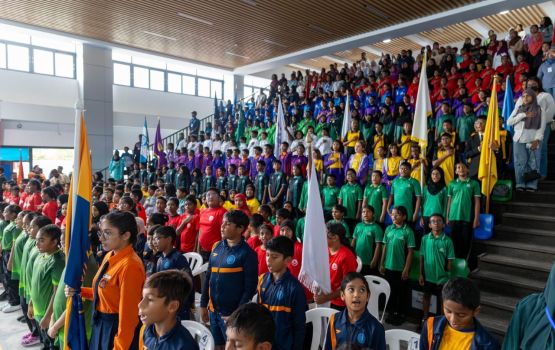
[143,322,199,350]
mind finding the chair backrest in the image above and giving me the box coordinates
[356,256,363,273]
[364,275,390,323]
[474,213,494,240]
[182,320,215,350]
[184,252,204,276]
[305,307,338,350]
[385,329,420,350]
[449,258,470,278]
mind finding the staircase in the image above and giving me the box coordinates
[471,140,555,342]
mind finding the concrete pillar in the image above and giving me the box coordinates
[78,44,114,172]
[234,74,245,102]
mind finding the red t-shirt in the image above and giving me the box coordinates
[247,235,262,250]
[288,241,303,279]
[167,214,182,229]
[329,245,358,307]
[198,206,228,252]
[255,246,269,276]
[42,200,58,224]
[19,192,28,207]
[23,193,42,212]
[136,203,147,224]
[273,224,281,237]
[179,213,199,253]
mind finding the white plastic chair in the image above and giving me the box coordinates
[385,329,420,350]
[182,320,215,350]
[183,252,204,276]
[305,307,338,350]
[364,275,390,323]
[356,256,363,272]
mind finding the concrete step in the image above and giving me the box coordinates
[471,269,545,299]
[475,239,555,262]
[478,253,552,281]
[501,212,555,231]
[539,180,555,192]
[514,190,555,203]
[494,201,555,217]
[494,225,555,246]
[480,291,519,322]
[477,312,509,341]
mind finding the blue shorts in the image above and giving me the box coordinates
[209,311,227,345]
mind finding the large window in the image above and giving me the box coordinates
[0,38,76,78]
[112,51,225,99]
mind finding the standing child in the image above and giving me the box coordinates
[433,133,456,185]
[138,270,199,350]
[420,278,499,350]
[40,187,58,224]
[351,206,383,276]
[245,184,260,215]
[363,171,388,225]
[322,174,340,220]
[200,210,258,349]
[257,236,307,350]
[324,272,386,350]
[1,204,23,312]
[383,144,403,188]
[287,165,305,210]
[268,159,287,207]
[421,168,448,234]
[338,169,363,234]
[176,195,199,253]
[419,213,455,323]
[253,160,268,204]
[254,224,273,276]
[380,206,415,326]
[387,162,421,227]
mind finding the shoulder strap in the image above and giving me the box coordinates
[427,317,435,350]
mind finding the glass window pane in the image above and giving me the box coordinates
[198,78,210,97]
[182,76,195,95]
[33,49,54,75]
[244,86,253,99]
[168,73,181,93]
[210,81,222,98]
[133,66,149,88]
[114,63,131,86]
[54,53,74,78]
[0,43,6,69]
[7,45,29,71]
[150,70,164,91]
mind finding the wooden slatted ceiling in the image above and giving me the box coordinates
[480,5,546,34]
[420,23,482,45]
[0,0,478,69]
[300,57,339,70]
[371,37,423,56]
[334,48,379,63]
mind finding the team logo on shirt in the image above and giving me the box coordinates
[276,290,284,301]
[209,215,214,221]
[331,263,338,271]
[357,332,366,344]
[187,223,191,228]
[226,255,236,265]
[291,259,299,266]
[163,260,171,269]
[99,274,111,288]
[466,184,471,188]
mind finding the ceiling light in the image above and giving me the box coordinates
[177,12,213,25]
[243,0,257,5]
[308,24,333,35]
[498,10,509,14]
[263,39,287,48]
[382,39,392,43]
[364,4,389,19]
[142,31,176,41]
[225,51,249,59]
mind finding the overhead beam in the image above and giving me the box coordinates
[322,55,352,65]
[234,0,545,75]
[465,19,491,38]
[405,34,434,47]
[359,45,384,57]
[538,1,555,16]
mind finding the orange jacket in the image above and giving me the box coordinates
[82,244,145,350]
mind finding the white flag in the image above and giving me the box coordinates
[411,53,432,152]
[340,92,351,140]
[140,117,149,163]
[273,95,288,158]
[299,158,331,302]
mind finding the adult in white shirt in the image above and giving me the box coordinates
[212,134,222,152]
[203,137,213,151]
[221,135,232,154]
[247,136,259,157]
[314,128,333,156]
[187,140,199,153]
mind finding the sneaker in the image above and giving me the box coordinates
[21,332,33,341]
[2,304,21,313]
[526,188,537,192]
[21,335,40,347]
[516,187,525,192]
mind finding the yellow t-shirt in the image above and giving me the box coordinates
[247,198,260,215]
[400,134,412,160]
[328,152,344,169]
[386,156,402,177]
[351,153,364,173]
[374,158,384,172]
[373,134,385,159]
[438,324,474,350]
[314,159,323,174]
[437,148,455,185]
[408,158,427,184]
[346,130,361,148]
[223,201,234,211]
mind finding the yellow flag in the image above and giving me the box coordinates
[478,77,500,195]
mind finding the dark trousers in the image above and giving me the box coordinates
[450,220,472,260]
[385,269,408,316]
[38,323,57,350]
[2,251,20,306]
[21,296,39,335]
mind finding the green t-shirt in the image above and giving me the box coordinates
[383,224,416,271]
[338,183,363,219]
[30,250,65,319]
[330,219,351,239]
[269,171,287,198]
[0,220,8,242]
[363,184,388,220]
[447,178,481,222]
[322,186,340,212]
[353,222,383,265]
[298,182,309,212]
[436,114,454,136]
[25,245,41,300]
[11,232,29,280]
[1,222,22,251]
[288,176,305,207]
[422,186,448,218]
[295,217,306,242]
[391,177,421,220]
[456,114,476,143]
[19,237,36,295]
[420,233,455,284]
[52,254,98,347]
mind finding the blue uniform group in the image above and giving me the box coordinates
[324,309,386,350]
[156,249,195,320]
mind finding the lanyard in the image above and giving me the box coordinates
[546,307,555,331]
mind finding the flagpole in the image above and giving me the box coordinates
[485,76,497,214]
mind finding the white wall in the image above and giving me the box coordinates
[0,69,215,148]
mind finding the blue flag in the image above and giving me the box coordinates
[502,76,514,133]
[64,112,92,350]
